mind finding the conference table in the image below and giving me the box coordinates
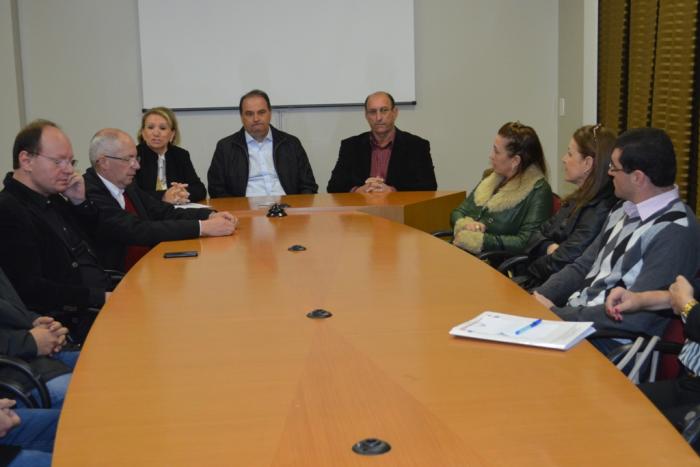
[53,192,700,466]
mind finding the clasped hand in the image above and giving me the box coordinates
[201,211,238,236]
[461,222,486,233]
[356,177,396,193]
[30,316,69,356]
[163,182,190,205]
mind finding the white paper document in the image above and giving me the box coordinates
[174,203,210,210]
[449,311,596,351]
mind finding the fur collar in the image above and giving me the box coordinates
[473,165,545,213]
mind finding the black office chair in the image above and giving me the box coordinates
[43,268,124,347]
[432,231,516,268]
[496,254,534,281]
[50,309,99,348]
[600,316,685,384]
[0,356,51,408]
[105,268,125,290]
[680,405,700,453]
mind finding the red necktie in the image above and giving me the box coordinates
[123,193,151,271]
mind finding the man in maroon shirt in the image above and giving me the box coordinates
[327,91,437,193]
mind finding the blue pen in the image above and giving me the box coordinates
[514,319,542,335]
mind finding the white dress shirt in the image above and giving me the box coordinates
[245,129,286,196]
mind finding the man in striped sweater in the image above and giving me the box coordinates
[534,127,700,353]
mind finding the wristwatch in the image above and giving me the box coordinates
[681,299,698,319]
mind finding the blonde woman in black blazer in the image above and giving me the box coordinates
[135,107,207,203]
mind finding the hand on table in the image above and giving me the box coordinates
[202,212,238,236]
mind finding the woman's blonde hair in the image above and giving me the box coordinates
[138,106,180,146]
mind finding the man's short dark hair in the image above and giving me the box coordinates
[12,119,59,169]
[364,91,395,111]
[614,127,676,187]
[239,89,271,115]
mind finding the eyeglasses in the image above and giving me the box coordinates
[608,161,626,173]
[366,107,394,117]
[103,154,140,165]
[30,153,77,169]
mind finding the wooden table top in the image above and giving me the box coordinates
[53,194,700,466]
[204,191,463,212]
[205,191,466,234]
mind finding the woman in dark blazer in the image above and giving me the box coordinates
[135,107,207,203]
[522,124,618,287]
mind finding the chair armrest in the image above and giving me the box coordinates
[606,341,638,366]
[600,332,684,383]
[589,329,652,341]
[0,356,51,408]
[478,250,515,268]
[104,269,124,291]
[682,404,700,447]
[432,230,453,239]
[497,255,530,274]
[654,341,683,354]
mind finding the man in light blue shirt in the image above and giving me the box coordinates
[208,90,318,198]
[244,126,285,196]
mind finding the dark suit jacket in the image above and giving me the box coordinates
[326,128,437,193]
[207,126,318,198]
[0,268,70,381]
[135,143,207,202]
[0,173,106,312]
[85,168,213,271]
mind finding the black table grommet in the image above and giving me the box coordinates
[306,309,332,319]
[351,438,391,456]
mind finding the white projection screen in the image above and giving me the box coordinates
[137,0,416,110]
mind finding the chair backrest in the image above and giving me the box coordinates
[659,316,686,380]
[551,193,562,215]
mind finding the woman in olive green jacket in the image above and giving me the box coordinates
[450,121,552,254]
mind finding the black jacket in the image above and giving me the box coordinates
[327,128,437,193]
[0,268,70,382]
[0,173,106,312]
[85,168,213,272]
[135,143,207,202]
[207,126,318,197]
[525,183,617,282]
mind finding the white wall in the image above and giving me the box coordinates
[0,0,22,175]
[17,0,142,173]
[557,0,598,197]
[3,0,571,194]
